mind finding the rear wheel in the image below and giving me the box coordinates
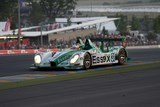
[83,53,91,69]
[118,49,127,65]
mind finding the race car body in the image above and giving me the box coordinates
[31,37,128,70]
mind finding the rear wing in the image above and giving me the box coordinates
[90,37,126,42]
[90,37,127,52]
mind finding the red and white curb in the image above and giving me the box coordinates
[0,48,59,55]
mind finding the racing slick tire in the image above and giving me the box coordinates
[118,49,127,65]
[83,53,92,69]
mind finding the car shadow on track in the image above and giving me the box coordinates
[29,63,126,72]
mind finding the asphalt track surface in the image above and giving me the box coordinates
[0,48,160,107]
[0,48,160,76]
[0,67,160,107]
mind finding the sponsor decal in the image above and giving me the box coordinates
[92,53,115,64]
[111,53,116,62]
[54,51,75,64]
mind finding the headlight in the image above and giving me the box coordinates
[70,54,79,64]
[34,55,42,64]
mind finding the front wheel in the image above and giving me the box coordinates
[118,49,127,65]
[83,53,91,69]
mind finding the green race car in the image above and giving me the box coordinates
[31,37,128,70]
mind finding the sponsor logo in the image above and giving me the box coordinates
[92,53,115,64]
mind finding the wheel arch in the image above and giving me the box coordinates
[85,52,92,65]
[115,48,128,60]
[83,52,92,69]
[118,48,128,58]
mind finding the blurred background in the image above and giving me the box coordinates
[0,0,160,49]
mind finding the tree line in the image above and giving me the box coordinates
[115,14,160,41]
[0,0,77,28]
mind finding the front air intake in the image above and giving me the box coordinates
[50,62,57,67]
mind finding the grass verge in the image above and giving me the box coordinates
[0,62,160,91]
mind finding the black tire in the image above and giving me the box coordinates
[118,49,127,65]
[83,53,92,69]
